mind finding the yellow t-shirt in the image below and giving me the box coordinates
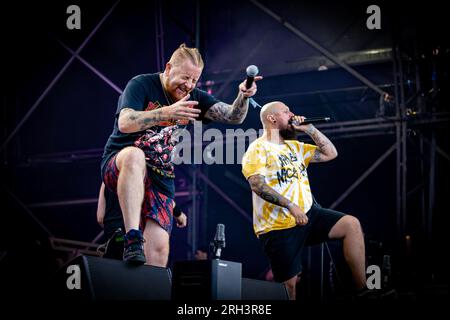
[242,138,317,236]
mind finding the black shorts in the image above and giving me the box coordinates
[258,204,345,283]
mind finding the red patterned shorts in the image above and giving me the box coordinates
[102,154,174,234]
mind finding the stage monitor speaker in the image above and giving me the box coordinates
[242,278,289,300]
[172,259,242,300]
[56,255,171,300]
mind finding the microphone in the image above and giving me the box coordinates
[289,117,331,125]
[211,223,226,259]
[245,65,259,89]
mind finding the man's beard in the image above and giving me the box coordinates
[279,126,297,140]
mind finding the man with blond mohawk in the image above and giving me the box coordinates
[242,101,369,300]
[101,44,262,265]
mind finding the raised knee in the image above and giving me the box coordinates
[118,148,146,172]
[344,215,362,233]
[283,276,297,289]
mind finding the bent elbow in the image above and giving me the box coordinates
[226,118,244,125]
[118,119,131,133]
[332,149,338,159]
[323,150,338,162]
[248,182,261,194]
[327,151,338,162]
[233,116,245,125]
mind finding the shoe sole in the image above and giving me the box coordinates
[124,257,146,265]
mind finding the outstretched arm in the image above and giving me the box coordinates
[118,94,200,133]
[204,76,262,124]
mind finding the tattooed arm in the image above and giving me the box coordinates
[204,92,249,124]
[204,76,262,124]
[247,174,291,207]
[247,174,308,225]
[118,95,200,133]
[304,125,338,163]
[291,116,337,162]
[118,108,164,133]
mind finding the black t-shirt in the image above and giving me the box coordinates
[101,73,219,198]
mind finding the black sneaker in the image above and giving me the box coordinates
[354,286,397,302]
[123,229,146,264]
[355,287,381,301]
[102,228,125,260]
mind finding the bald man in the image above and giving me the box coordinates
[242,101,368,300]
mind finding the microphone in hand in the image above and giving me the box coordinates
[289,116,331,126]
[245,65,259,89]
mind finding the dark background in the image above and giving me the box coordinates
[1,0,448,302]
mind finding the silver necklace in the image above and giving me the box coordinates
[160,73,184,128]
[160,73,173,106]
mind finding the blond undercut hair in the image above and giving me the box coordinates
[168,43,204,69]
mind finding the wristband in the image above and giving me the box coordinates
[173,205,182,218]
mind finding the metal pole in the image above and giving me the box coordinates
[27,190,202,208]
[200,164,209,249]
[154,0,165,71]
[57,40,123,94]
[428,134,436,243]
[320,243,324,302]
[399,48,407,238]
[195,0,201,49]
[190,164,198,259]
[154,1,161,71]
[393,46,403,238]
[158,1,165,68]
[427,51,440,245]
[188,0,202,258]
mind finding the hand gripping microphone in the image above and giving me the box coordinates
[289,116,331,125]
[245,65,259,89]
